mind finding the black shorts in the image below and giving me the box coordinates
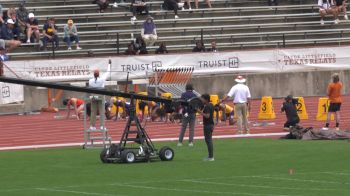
[328,103,341,112]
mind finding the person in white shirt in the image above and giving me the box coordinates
[88,60,111,130]
[318,0,338,25]
[221,76,251,134]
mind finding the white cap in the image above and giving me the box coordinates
[7,19,15,24]
[28,13,34,18]
[234,75,246,83]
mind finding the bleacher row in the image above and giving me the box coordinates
[3,0,350,60]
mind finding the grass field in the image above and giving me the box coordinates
[1,138,350,196]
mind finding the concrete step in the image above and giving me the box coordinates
[0,103,25,115]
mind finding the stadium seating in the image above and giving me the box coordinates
[3,0,350,60]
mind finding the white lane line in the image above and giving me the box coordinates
[320,172,350,176]
[36,188,122,196]
[182,179,341,192]
[249,176,350,186]
[114,183,297,196]
[2,171,349,194]
[0,132,287,151]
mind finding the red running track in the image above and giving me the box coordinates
[1,96,350,150]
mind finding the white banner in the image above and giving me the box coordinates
[5,46,350,82]
[0,82,24,105]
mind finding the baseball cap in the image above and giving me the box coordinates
[7,19,15,24]
[28,13,35,18]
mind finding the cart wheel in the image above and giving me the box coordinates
[100,148,111,163]
[121,150,136,163]
[159,146,174,161]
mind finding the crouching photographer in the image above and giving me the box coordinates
[281,95,300,131]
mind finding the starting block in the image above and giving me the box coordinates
[316,98,334,121]
[295,97,308,120]
[258,96,276,119]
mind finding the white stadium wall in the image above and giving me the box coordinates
[1,46,350,112]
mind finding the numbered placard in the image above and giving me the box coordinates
[258,96,276,120]
[316,98,334,121]
[295,97,308,120]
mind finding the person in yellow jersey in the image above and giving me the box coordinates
[217,103,236,125]
[42,18,59,51]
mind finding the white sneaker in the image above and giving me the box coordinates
[320,19,324,25]
[26,39,30,43]
[203,157,215,161]
[189,7,192,10]
[177,142,183,147]
[188,142,194,147]
[131,16,137,21]
[174,15,179,19]
[334,19,339,24]
[100,126,107,130]
[345,15,349,20]
[321,127,329,131]
[68,47,72,50]
[89,126,96,131]
[76,46,82,50]
[113,2,118,7]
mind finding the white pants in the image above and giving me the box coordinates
[142,34,158,46]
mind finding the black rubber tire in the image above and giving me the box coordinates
[100,148,111,163]
[121,150,136,163]
[159,146,174,161]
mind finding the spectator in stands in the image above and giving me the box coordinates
[0,38,21,53]
[0,4,3,24]
[63,19,82,50]
[0,39,4,76]
[163,0,180,19]
[6,7,16,21]
[3,7,21,40]
[16,1,28,35]
[155,42,168,54]
[207,41,218,52]
[124,43,137,55]
[130,0,149,23]
[194,0,211,9]
[42,18,59,51]
[192,41,205,52]
[268,0,278,6]
[335,0,348,20]
[93,0,110,13]
[113,0,119,8]
[0,19,15,40]
[133,36,148,54]
[63,98,85,120]
[318,0,338,25]
[26,13,40,43]
[9,14,20,41]
[141,16,157,46]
